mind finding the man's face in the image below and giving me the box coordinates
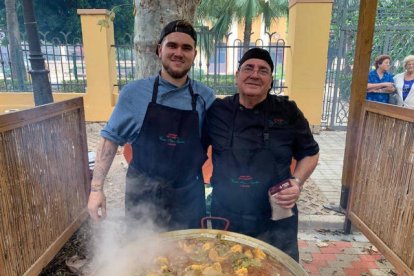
[157,32,197,79]
[236,59,273,100]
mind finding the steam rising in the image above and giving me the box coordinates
[89,203,170,276]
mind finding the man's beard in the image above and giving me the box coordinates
[163,62,191,79]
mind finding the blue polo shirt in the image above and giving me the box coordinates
[102,75,215,146]
[366,69,394,103]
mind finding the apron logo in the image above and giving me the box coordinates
[231,175,260,188]
[269,117,287,127]
[159,133,185,147]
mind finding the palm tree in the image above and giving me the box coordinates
[196,0,288,53]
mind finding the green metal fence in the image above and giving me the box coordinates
[323,0,414,129]
[0,31,86,92]
[1,28,288,96]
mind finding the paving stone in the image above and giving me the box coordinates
[351,259,379,269]
[334,254,361,263]
[343,267,372,275]
[331,241,354,248]
[311,252,337,261]
[341,247,365,255]
[299,252,313,261]
[325,259,355,269]
[302,263,321,275]
[319,267,346,275]
[369,269,394,276]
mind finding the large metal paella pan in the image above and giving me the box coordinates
[94,229,308,276]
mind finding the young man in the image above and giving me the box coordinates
[87,20,215,230]
[204,48,319,261]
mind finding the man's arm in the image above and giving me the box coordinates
[275,153,319,208]
[87,137,118,221]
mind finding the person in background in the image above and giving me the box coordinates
[203,48,319,261]
[87,20,215,230]
[393,55,414,109]
[366,54,396,103]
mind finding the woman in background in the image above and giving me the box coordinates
[366,54,396,103]
[393,55,414,109]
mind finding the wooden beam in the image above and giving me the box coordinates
[341,0,378,208]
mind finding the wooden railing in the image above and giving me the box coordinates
[0,98,90,276]
[348,101,414,275]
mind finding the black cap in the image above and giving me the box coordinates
[238,47,274,72]
[156,20,197,55]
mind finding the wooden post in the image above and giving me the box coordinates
[341,0,378,233]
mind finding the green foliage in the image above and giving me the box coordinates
[328,0,414,104]
[0,0,134,44]
[0,79,30,91]
[0,2,5,30]
[0,79,87,92]
[195,0,288,58]
[196,0,288,37]
[190,73,235,95]
[58,80,86,93]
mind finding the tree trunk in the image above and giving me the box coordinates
[133,0,201,79]
[242,18,253,54]
[5,0,27,91]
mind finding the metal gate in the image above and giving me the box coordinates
[322,0,414,130]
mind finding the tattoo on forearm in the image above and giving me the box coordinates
[92,139,118,186]
[90,186,103,192]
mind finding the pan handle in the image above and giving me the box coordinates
[200,216,230,231]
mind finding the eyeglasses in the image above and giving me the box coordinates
[406,63,414,67]
[240,65,271,77]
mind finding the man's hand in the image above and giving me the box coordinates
[274,179,301,209]
[275,153,319,209]
[88,190,107,221]
[87,137,118,222]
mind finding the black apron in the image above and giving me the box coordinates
[210,98,299,261]
[125,76,207,230]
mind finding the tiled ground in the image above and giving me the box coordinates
[298,239,399,276]
[311,131,347,204]
[300,131,400,275]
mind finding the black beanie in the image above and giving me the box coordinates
[156,20,197,55]
[238,48,274,72]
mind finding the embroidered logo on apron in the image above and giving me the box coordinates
[231,175,261,188]
[159,133,185,147]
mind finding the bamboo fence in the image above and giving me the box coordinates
[348,101,414,274]
[0,98,90,276]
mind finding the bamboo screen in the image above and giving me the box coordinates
[0,98,90,276]
[348,102,414,274]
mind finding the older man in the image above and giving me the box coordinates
[204,48,319,261]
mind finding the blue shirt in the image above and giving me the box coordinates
[102,75,215,145]
[366,69,394,103]
[403,79,414,100]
